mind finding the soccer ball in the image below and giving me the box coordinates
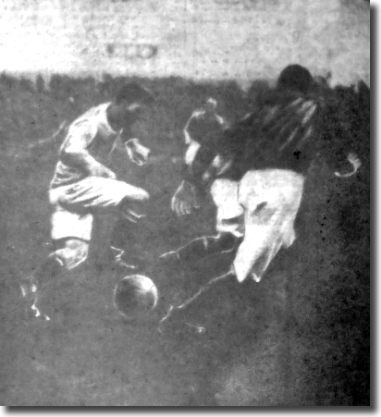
[113,274,159,320]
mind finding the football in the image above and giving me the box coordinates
[113,274,159,320]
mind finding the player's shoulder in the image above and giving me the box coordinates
[189,109,206,120]
[189,108,226,127]
[266,90,319,118]
[69,102,109,134]
[73,102,109,124]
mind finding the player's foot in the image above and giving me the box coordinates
[184,322,206,334]
[29,303,51,321]
[19,278,37,302]
[110,246,144,271]
[157,305,206,336]
[158,318,206,336]
[158,249,186,281]
[114,257,139,271]
[19,279,51,322]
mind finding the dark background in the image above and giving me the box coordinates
[0,74,370,406]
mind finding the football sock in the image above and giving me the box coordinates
[177,233,241,264]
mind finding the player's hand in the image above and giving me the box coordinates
[171,180,200,216]
[334,152,361,178]
[125,138,151,166]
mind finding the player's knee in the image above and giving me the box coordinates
[119,195,149,223]
[53,239,89,271]
[216,232,241,251]
[139,189,150,201]
[121,186,150,203]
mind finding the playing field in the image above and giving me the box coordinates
[0,74,370,406]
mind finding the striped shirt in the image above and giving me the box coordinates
[222,91,319,176]
[185,90,324,186]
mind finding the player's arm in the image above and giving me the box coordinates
[172,107,232,216]
[183,141,217,188]
[334,152,361,178]
[171,137,220,216]
[61,123,116,178]
[184,115,249,188]
[330,113,361,178]
[319,103,362,179]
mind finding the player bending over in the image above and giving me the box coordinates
[20,83,155,320]
[160,64,361,323]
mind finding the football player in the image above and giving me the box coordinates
[20,83,155,320]
[160,65,361,323]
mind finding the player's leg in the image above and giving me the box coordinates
[233,169,305,283]
[57,177,149,215]
[152,232,241,324]
[118,194,149,223]
[19,252,64,319]
[158,266,236,333]
[20,238,89,320]
[20,199,93,320]
[155,179,243,324]
[160,232,242,264]
[159,171,304,328]
[101,180,150,267]
[109,216,150,271]
[55,177,150,267]
[160,178,244,265]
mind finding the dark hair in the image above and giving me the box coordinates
[114,83,154,105]
[277,64,313,94]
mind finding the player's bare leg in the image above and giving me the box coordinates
[158,265,236,334]
[110,245,141,271]
[19,238,89,321]
[19,255,64,321]
[159,232,241,265]
[110,196,151,271]
[156,233,241,333]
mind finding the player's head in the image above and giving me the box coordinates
[205,97,218,114]
[109,83,155,129]
[277,64,313,94]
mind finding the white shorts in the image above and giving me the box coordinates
[210,169,305,283]
[210,179,244,238]
[49,177,146,241]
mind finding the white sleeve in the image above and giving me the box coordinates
[60,120,97,153]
